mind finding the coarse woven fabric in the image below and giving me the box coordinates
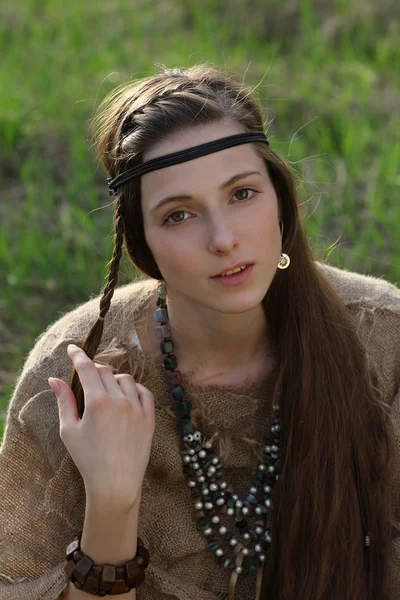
[0,262,399,600]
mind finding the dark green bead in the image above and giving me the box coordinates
[164,355,177,370]
[227,498,235,509]
[198,517,208,527]
[172,386,185,402]
[209,543,220,553]
[160,339,173,354]
[175,401,192,418]
[182,421,194,435]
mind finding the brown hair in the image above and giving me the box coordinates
[69,63,394,599]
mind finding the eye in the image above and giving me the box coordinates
[161,187,258,226]
[233,187,258,202]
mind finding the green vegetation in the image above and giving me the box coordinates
[1,0,399,438]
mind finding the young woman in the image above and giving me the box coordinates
[0,64,399,600]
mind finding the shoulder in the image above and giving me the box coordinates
[25,277,157,365]
[315,262,400,401]
[315,261,400,312]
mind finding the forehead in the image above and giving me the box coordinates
[141,121,268,202]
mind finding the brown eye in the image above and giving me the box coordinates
[233,187,257,202]
[163,210,189,226]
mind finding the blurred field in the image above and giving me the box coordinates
[1,0,399,438]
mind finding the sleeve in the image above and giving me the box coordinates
[0,305,96,599]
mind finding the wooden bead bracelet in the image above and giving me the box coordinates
[65,537,149,596]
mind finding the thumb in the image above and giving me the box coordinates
[48,378,80,426]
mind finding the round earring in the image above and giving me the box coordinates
[277,253,290,269]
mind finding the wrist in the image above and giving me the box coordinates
[81,498,140,566]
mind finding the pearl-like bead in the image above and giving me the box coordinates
[205,440,213,449]
[191,454,198,462]
[202,488,209,495]
[265,499,272,508]
[216,498,225,506]
[255,526,263,534]
[272,445,278,452]
[227,508,234,516]
[212,457,219,465]
[192,462,200,470]
[208,466,216,475]
[199,450,207,458]
[235,500,243,508]
[258,464,266,472]
[255,544,262,552]
[255,506,263,515]
[243,532,250,540]
[259,554,266,562]
[232,494,238,501]
[219,526,227,535]
[183,455,191,463]
[230,538,238,546]
[210,483,218,491]
[220,481,227,489]
[250,486,257,494]
[188,480,196,487]
[235,566,242,573]
[265,533,272,543]
[242,547,249,555]
[264,485,271,493]
[268,465,275,473]
[204,502,213,510]
[188,449,196,455]
[198,476,205,483]
[195,502,203,510]
[216,548,224,556]
[265,445,271,453]
[212,515,220,523]
[204,527,212,536]
[242,506,249,515]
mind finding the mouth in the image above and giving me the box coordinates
[211,263,254,278]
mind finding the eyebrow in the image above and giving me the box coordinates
[150,170,262,215]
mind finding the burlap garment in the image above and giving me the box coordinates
[0,263,399,600]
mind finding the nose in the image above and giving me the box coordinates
[207,213,239,255]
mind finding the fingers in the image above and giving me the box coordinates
[67,345,153,418]
[67,345,107,400]
[133,382,156,423]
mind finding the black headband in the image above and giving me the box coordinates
[107,132,269,196]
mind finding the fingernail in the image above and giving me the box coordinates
[48,378,60,394]
[68,344,78,350]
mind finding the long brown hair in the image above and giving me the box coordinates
[69,63,394,599]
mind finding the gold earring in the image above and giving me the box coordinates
[277,253,290,269]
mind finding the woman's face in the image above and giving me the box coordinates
[141,120,282,314]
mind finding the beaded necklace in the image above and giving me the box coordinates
[154,282,280,600]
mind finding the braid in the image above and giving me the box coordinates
[68,197,125,418]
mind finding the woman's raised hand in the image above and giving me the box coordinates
[48,344,155,512]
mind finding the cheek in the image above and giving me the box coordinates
[150,236,197,278]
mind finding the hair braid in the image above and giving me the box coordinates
[68,196,125,418]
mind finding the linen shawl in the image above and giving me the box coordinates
[0,262,399,599]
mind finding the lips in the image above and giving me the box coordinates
[212,262,253,278]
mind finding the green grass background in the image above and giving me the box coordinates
[1,0,399,439]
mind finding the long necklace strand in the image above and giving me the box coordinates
[154,282,280,600]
